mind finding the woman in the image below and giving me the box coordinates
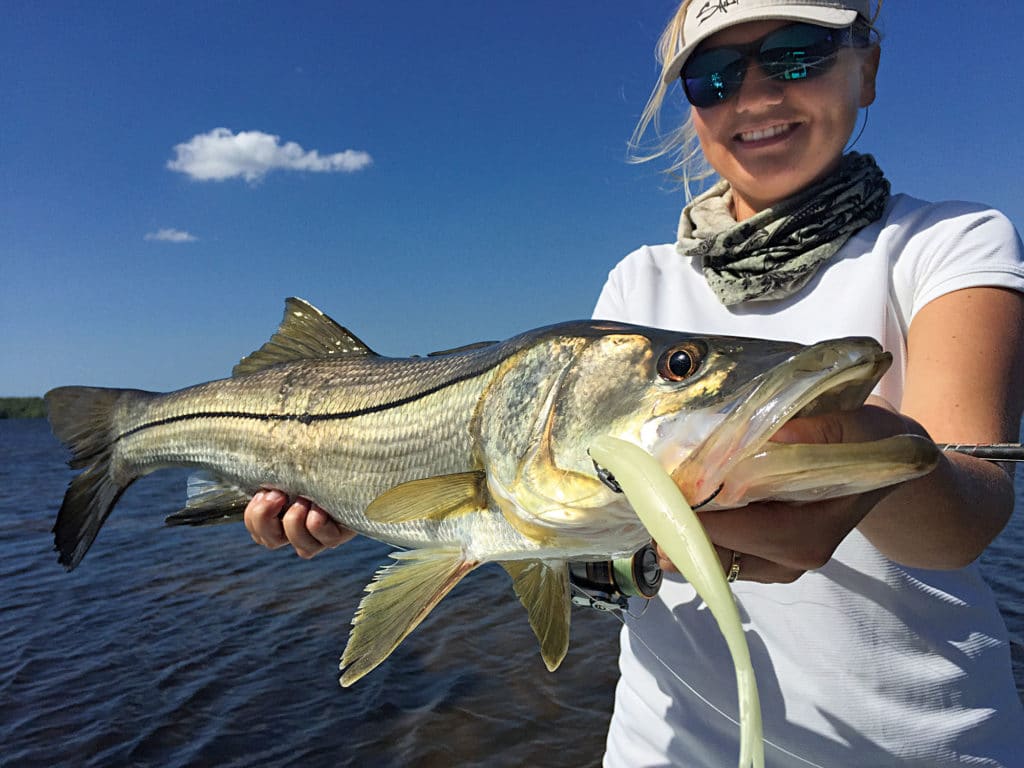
[246,1,1024,764]
[592,1,1024,765]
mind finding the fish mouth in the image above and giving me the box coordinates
[661,337,912,508]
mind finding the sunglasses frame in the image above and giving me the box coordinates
[680,21,872,109]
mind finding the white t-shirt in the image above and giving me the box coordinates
[595,194,1024,767]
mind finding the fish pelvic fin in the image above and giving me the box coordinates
[501,559,571,672]
[45,386,148,570]
[164,473,251,526]
[339,547,479,687]
[233,297,378,377]
[364,471,488,524]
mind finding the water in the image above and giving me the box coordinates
[1,418,1021,767]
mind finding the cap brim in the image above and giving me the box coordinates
[662,7,860,84]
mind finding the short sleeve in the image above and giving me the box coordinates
[593,266,626,321]
[889,201,1024,326]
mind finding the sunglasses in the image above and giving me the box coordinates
[681,22,870,109]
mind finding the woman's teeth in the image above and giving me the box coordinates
[738,124,792,142]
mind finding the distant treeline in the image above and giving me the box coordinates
[0,397,46,419]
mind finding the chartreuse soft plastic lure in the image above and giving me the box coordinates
[589,436,764,768]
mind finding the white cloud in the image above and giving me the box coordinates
[167,128,373,182]
[145,228,198,242]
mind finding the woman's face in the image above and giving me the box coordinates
[691,20,880,220]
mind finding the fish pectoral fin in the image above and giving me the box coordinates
[164,472,251,526]
[340,547,479,687]
[364,472,488,524]
[233,297,378,377]
[501,559,571,672]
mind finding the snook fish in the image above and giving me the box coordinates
[46,298,939,686]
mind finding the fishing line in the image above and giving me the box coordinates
[600,600,829,768]
[845,106,869,152]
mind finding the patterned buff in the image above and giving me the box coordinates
[676,152,890,306]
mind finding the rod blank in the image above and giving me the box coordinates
[939,444,1024,462]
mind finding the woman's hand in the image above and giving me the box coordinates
[244,490,356,558]
[658,487,893,584]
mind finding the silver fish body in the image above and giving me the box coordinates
[46,298,939,685]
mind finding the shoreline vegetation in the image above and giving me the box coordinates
[0,397,46,419]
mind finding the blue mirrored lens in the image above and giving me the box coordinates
[683,49,746,107]
[760,25,840,81]
[682,23,845,108]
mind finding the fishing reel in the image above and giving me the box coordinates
[568,543,663,612]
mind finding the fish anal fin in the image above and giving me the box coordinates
[501,559,571,672]
[364,472,488,524]
[164,472,252,526]
[340,547,478,687]
[233,297,377,377]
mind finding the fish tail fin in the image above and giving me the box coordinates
[339,547,478,687]
[45,386,147,570]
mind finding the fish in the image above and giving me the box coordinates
[45,297,939,687]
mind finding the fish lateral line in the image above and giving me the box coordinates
[112,366,498,443]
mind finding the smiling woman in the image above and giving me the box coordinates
[686,19,878,220]
[592,1,1024,766]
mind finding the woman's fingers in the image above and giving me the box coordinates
[306,505,357,549]
[244,490,356,558]
[244,489,290,549]
[654,541,805,584]
[281,498,328,559]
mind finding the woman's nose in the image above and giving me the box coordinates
[733,63,786,111]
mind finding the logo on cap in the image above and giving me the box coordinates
[696,0,741,25]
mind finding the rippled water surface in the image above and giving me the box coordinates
[2,418,1021,767]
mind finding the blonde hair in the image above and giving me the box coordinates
[628,0,708,194]
[629,0,883,198]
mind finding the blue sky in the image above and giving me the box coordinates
[3,1,1023,396]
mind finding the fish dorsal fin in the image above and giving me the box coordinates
[364,472,488,523]
[233,297,377,377]
[501,559,571,672]
[340,547,478,686]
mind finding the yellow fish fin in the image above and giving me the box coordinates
[340,547,478,687]
[364,471,488,524]
[501,559,571,672]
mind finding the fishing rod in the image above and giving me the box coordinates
[939,443,1024,462]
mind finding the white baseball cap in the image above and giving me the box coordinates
[662,0,871,84]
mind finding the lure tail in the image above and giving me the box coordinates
[45,386,150,570]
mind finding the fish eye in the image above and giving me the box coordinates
[657,343,703,382]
